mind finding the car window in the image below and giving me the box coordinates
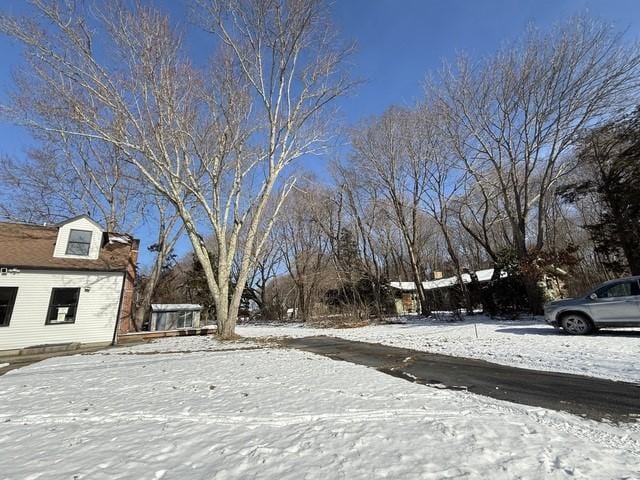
[596,280,640,298]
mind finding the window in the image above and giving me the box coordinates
[153,310,194,330]
[66,229,92,256]
[596,280,640,299]
[46,288,80,324]
[0,287,18,327]
[177,311,194,329]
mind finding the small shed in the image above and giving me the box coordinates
[150,304,202,331]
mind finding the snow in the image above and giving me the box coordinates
[237,316,640,383]
[389,281,417,291]
[151,303,203,311]
[390,268,507,291]
[106,233,132,245]
[0,336,638,479]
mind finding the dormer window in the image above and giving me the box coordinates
[66,229,92,256]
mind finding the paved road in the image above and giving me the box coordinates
[284,336,640,423]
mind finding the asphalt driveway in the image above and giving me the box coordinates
[284,335,640,423]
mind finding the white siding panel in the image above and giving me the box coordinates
[0,270,123,350]
[53,217,103,260]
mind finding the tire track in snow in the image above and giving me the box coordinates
[3,404,638,456]
[456,391,640,457]
[0,409,454,427]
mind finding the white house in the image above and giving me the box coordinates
[0,215,138,352]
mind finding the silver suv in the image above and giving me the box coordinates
[544,276,640,335]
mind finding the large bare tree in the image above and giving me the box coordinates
[409,104,472,310]
[1,0,353,338]
[432,16,640,309]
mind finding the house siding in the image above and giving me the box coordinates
[0,270,124,350]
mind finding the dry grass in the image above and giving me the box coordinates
[306,315,374,329]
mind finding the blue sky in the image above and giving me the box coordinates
[1,0,640,265]
[330,0,640,122]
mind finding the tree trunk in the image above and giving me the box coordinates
[299,282,309,321]
[625,247,640,276]
[405,244,430,316]
[511,218,544,314]
[412,267,430,317]
[522,272,544,315]
[215,282,235,339]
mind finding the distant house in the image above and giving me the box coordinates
[389,269,505,314]
[149,304,202,331]
[0,215,139,352]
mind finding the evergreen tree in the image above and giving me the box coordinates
[560,108,640,275]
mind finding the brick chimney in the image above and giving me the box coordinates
[117,238,139,336]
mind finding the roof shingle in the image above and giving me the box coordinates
[0,222,137,272]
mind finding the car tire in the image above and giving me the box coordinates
[560,313,594,335]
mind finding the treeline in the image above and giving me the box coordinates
[152,16,640,322]
[1,2,639,332]
[156,102,640,322]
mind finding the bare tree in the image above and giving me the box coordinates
[350,107,434,315]
[334,161,410,317]
[449,181,506,264]
[0,137,139,230]
[404,105,474,310]
[276,184,330,321]
[243,229,284,317]
[132,195,184,331]
[432,16,640,309]
[0,129,183,334]
[1,0,353,338]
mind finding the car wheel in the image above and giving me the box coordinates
[560,313,594,335]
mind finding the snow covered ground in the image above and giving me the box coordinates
[0,336,639,479]
[237,316,640,383]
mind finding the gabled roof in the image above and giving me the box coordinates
[0,221,137,272]
[56,214,104,231]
